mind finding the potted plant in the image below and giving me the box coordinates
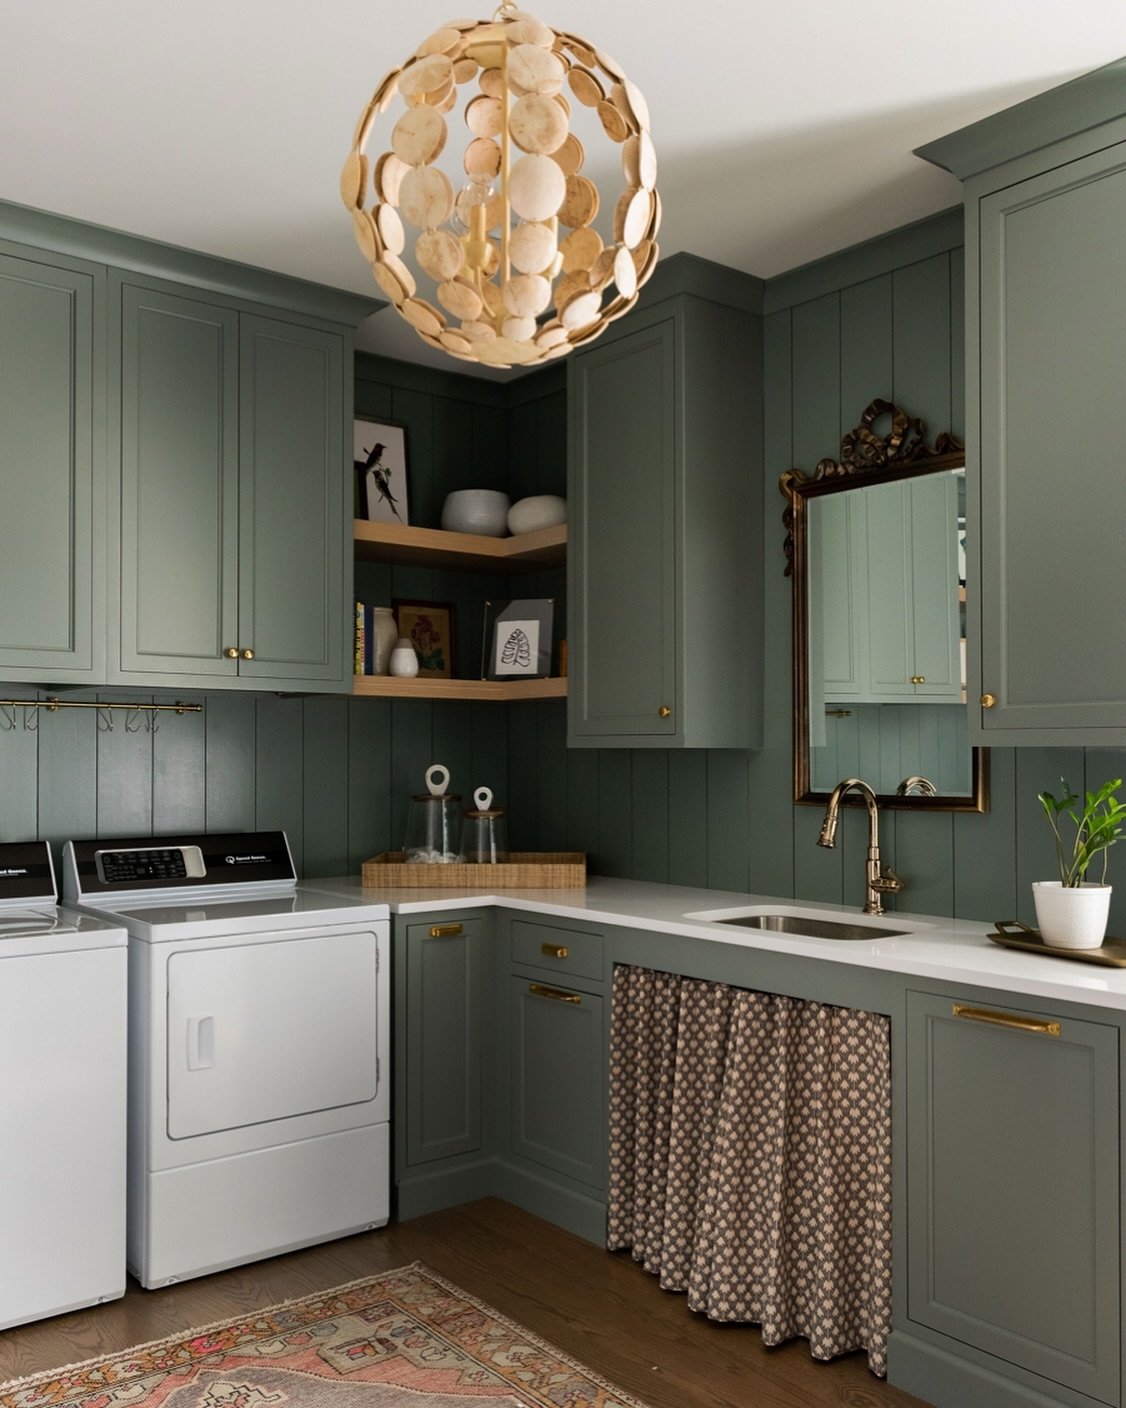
[1035,777,1126,948]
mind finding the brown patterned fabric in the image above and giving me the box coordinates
[607,965,892,1376]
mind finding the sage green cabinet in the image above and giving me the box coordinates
[567,278,763,748]
[919,66,1126,743]
[0,248,103,683]
[112,277,347,690]
[903,990,1119,1406]
[400,914,485,1168]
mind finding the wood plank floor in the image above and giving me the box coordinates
[0,1199,932,1408]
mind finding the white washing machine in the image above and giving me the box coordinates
[0,841,127,1328]
[62,831,390,1289]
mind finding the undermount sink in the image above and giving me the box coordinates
[683,904,933,941]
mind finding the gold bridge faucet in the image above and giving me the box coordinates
[817,777,904,916]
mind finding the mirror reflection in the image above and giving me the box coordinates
[782,400,987,812]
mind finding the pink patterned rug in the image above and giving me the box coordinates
[0,1265,651,1408]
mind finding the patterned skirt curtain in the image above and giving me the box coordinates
[607,964,892,1376]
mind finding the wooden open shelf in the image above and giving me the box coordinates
[352,674,567,702]
[353,519,566,572]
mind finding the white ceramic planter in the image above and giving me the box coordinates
[1032,880,1112,949]
[441,489,510,536]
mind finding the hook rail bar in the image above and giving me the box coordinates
[0,698,202,714]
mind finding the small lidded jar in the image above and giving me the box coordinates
[402,764,463,863]
[459,786,508,864]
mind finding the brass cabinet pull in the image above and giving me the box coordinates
[225,647,239,658]
[242,647,255,660]
[658,706,671,718]
[428,923,464,938]
[541,943,569,959]
[529,983,581,1005]
[980,693,997,709]
[910,675,926,685]
[952,1003,1060,1037]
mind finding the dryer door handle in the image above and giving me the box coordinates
[186,1015,215,1071]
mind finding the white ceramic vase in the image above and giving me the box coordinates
[1032,880,1112,949]
[388,638,419,677]
[372,606,397,675]
[441,489,510,537]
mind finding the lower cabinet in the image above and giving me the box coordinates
[394,913,489,1217]
[902,989,1120,1407]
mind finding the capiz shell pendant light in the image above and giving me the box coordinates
[342,4,660,369]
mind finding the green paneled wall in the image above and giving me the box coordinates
[5,226,1126,930]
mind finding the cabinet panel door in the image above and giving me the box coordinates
[510,976,605,1190]
[238,315,346,687]
[117,284,239,677]
[977,145,1126,736]
[906,991,1118,1403]
[568,318,677,739]
[405,918,483,1165]
[0,253,100,680]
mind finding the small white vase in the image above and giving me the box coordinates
[1032,880,1112,950]
[388,638,419,677]
[372,607,397,675]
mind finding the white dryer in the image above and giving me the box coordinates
[62,831,390,1289]
[0,841,126,1328]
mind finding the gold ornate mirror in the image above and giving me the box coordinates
[780,399,988,812]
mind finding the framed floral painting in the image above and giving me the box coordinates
[393,599,454,678]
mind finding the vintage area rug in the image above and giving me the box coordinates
[0,1265,651,1408]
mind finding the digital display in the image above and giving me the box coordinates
[97,849,189,884]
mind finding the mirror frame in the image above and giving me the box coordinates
[780,399,989,813]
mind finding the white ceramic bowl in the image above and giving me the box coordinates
[441,489,511,537]
[507,494,567,535]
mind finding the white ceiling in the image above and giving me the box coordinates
[2,2,1124,378]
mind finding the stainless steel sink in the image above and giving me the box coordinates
[682,903,932,941]
[712,912,904,941]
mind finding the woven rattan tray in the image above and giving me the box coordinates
[361,851,586,888]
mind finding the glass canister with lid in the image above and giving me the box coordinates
[402,764,463,862]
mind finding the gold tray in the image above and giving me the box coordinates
[987,919,1126,967]
[361,851,586,889]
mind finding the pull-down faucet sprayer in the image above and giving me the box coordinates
[818,777,904,916]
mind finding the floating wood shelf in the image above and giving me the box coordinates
[352,674,567,702]
[353,519,566,572]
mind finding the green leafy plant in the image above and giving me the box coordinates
[1038,777,1126,887]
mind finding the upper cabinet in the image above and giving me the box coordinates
[0,203,377,695]
[567,259,764,748]
[112,278,346,689]
[0,247,104,684]
[918,59,1126,744]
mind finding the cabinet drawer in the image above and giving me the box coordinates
[511,920,603,983]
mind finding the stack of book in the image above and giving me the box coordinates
[354,601,393,675]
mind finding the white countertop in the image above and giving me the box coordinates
[310,873,1126,1014]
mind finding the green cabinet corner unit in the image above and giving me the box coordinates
[0,201,377,694]
[918,58,1126,744]
[566,260,765,748]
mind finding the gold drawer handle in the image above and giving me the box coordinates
[658,705,671,718]
[225,647,239,659]
[541,943,569,959]
[952,1003,1060,1037]
[529,983,581,1005]
[241,647,255,660]
[980,693,996,709]
[910,675,926,685]
[428,923,464,938]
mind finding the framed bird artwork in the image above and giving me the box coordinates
[353,417,410,525]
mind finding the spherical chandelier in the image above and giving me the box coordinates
[341,3,660,369]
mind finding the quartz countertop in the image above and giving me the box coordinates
[308,873,1126,1014]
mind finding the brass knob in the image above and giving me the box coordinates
[241,648,255,660]
[658,706,671,718]
[910,675,926,685]
[225,647,239,659]
[980,693,996,709]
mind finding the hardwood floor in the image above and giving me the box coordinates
[0,1199,932,1408]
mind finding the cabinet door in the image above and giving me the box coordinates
[568,316,677,740]
[509,975,605,1190]
[237,315,346,687]
[976,144,1126,739]
[906,991,1118,1404]
[117,283,240,678]
[0,252,101,681]
[405,917,483,1166]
